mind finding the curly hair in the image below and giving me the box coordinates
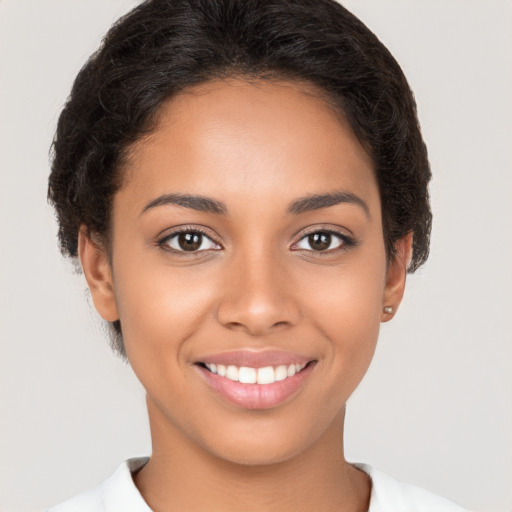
[48,0,431,356]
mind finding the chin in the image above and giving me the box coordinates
[207,438,306,467]
[194,413,336,468]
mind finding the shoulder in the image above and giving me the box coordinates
[354,463,470,512]
[46,458,151,512]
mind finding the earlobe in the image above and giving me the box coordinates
[78,228,119,322]
[381,232,413,322]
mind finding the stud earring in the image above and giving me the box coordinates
[383,306,393,314]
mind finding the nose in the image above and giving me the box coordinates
[216,250,300,336]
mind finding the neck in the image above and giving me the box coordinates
[135,398,370,512]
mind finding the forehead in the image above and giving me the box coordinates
[119,78,378,214]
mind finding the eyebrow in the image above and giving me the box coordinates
[140,190,370,218]
[287,191,370,218]
[140,193,227,216]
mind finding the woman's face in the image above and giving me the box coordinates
[82,79,408,465]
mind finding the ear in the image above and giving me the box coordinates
[78,227,119,322]
[381,232,413,322]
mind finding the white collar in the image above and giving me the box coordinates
[49,457,468,512]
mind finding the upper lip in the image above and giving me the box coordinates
[196,349,315,368]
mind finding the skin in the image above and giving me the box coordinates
[79,79,411,512]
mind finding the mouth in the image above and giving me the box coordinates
[197,361,312,384]
[194,351,317,410]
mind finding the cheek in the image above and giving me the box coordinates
[112,264,227,425]
[111,252,221,368]
[300,248,387,380]
[304,249,386,328]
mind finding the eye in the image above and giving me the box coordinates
[160,230,220,252]
[294,230,350,252]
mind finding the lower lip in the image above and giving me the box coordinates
[197,364,315,410]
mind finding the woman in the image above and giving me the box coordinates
[47,0,468,510]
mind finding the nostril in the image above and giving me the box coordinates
[224,321,249,332]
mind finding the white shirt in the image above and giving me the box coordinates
[47,457,469,512]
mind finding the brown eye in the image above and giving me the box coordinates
[178,232,202,251]
[163,230,220,252]
[294,230,347,252]
[308,232,331,251]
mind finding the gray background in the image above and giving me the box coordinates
[1,1,511,511]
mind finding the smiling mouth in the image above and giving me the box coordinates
[197,361,313,385]
[194,349,317,409]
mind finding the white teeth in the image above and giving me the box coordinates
[238,367,257,384]
[203,362,308,385]
[257,366,276,385]
[275,365,288,381]
[226,365,239,381]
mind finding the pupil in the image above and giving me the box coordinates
[178,232,202,251]
[309,232,331,251]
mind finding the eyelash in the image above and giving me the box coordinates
[156,226,356,255]
[291,228,356,255]
[156,226,221,254]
